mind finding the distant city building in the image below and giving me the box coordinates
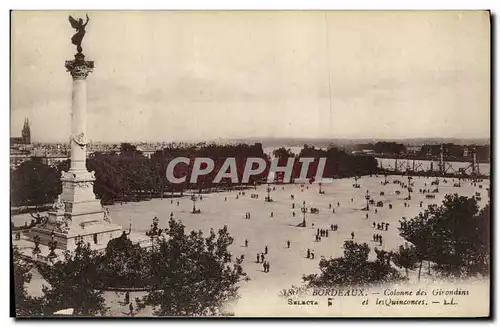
[22,118,31,144]
[10,118,31,147]
[10,118,32,169]
[136,146,157,159]
[10,148,31,169]
[31,151,69,167]
[10,119,74,169]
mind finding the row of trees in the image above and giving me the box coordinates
[298,145,378,178]
[10,159,61,208]
[151,142,269,194]
[11,143,380,207]
[303,195,490,287]
[13,219,247,316]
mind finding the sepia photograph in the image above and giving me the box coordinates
[10,10,491,318]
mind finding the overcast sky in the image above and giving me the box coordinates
[11,11,490,143]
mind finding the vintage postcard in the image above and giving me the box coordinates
[10,10,491,317]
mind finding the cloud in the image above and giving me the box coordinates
[11,11,490,142]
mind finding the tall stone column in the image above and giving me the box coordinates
[29,53,122,252]
[67,53,92,172]
[61,53,100,205]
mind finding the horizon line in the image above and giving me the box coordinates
[26,136,491,145]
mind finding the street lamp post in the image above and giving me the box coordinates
[301,200,307,227]
[146,216,162,249]
[191,193,197,213]
[265,184,272,202]
[365,190,370,211]
[407,175,412,200]
[48,231,58,262]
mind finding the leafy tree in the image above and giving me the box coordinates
[469,202,490,275]
[125,156,155,198]
[392,244,419,278]
[12,247,43,316]
[100,232,149,288]
[87,155,126,204]
[37,241,108,316]
[272,147,295,158]
[303,241,402,287]
[120,143,143,157]
[373,142,406,155]
[297,145,379,179]
[398,206,436,280]
[140,219,247,316]
[10,158,61,207]
[372,248,398,282]
[474,145,490,162]
[399,195,489,278]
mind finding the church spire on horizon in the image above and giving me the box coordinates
[22,117,31,144]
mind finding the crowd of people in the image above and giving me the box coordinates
[156,175,485,281]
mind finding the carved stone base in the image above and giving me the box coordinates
[30,223,122,252]
[28,169,122,251]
